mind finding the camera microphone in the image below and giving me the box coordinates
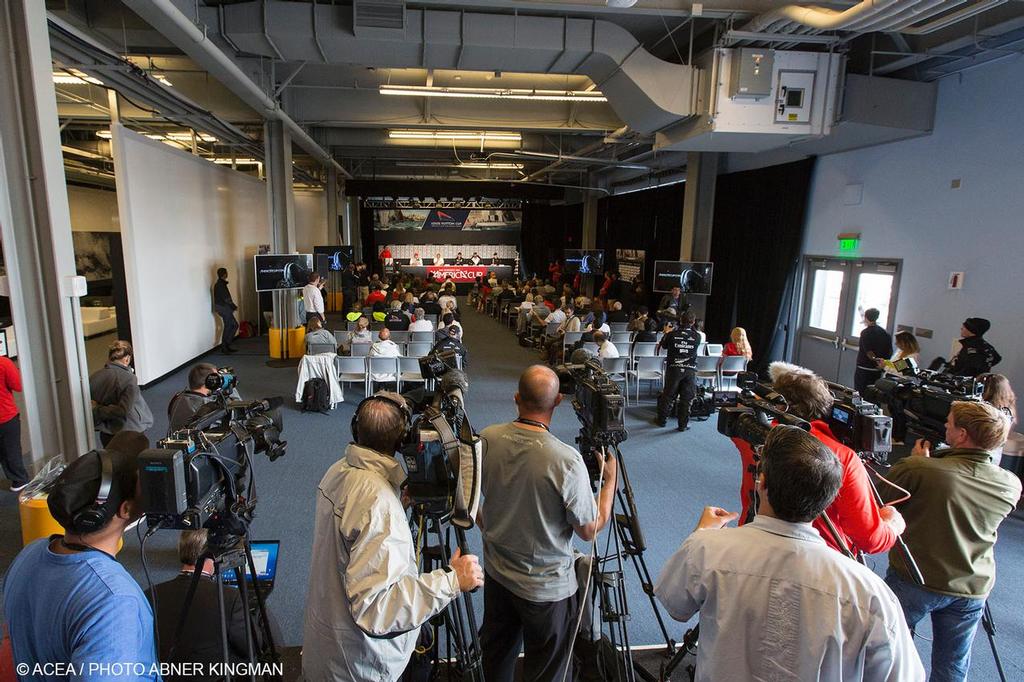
[569,348,594,365]
[255,396,284,412]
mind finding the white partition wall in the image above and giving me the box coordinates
[111,124,270,384]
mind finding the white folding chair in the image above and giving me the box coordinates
[696,342,707,356]
[398,356,427,392]
[613,342,631,358]
[630,355,666,399]
[705,344,724,357]
[601,356,630,405]
[411,331,434,343]
[307,343,337,356]
[695,355,720,389]
[631,342,658,369]
[406,342,431,358]
[389,331,411,344]
[608,322,629,333]
[367,356,399,392]
[351,342,371,357]
[719,356,748,391]
[545,321,561,336]
[336,356,369,398]
[611,331,632,344]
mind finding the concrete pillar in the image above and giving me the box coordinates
[264,120,297,330]
[326,166,340,245]
[581,194,599,250]
[0,0,93,466]
[680,152,719,319]
[344,196,361,256]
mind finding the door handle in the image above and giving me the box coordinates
[834,335,841,349]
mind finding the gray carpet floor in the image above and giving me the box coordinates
[1,306,1021,680]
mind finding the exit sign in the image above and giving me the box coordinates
[838,232,861,254]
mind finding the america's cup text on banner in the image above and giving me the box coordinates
[427,266,490,283]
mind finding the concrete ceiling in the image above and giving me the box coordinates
[47,0,1024,189]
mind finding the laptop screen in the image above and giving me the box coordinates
[222,541,280,586]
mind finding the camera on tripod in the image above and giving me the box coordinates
[863,360,983,446]
[716,372,812,445]
[400,351,481,527]
[555,359,626,444]
[823,382,893,463]
[138,397,287,536]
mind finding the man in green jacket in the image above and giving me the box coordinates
[884,400,1020,682]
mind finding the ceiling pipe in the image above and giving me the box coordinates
[522,125,630,181]
[484,150,652,170]
[741,0,902,33]
[121,0,351,179]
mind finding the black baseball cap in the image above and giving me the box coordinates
[48,432,149,533]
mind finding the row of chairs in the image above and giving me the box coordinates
[308,340,435,358]
[335,354,463,397]
[333,330,436,345]
[345,315,441,332]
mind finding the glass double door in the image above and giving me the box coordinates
[795,258,901,386]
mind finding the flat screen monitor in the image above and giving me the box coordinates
[653,261,714,295]
[254,254,313,292]
[563,249,605,276]
[313,245,354,272]
[222,541,280,588]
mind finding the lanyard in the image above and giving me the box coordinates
[514,417,550,431]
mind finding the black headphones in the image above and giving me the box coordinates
[351,393,413,452]
[72,450,116,534]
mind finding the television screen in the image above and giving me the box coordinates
[653,261,714,294]
[563,249,605,275]
[313,245,354,272]
[254,254,313,292]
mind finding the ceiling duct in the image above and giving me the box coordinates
[354,1,406,36]
[205,1,698,135]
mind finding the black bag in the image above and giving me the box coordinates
[301,377,331,413]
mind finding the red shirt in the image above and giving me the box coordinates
[365,290,387,305]
[723,342,745,357]
[380,249,391,260]
[0,357,22,423]
[734,420,896,556]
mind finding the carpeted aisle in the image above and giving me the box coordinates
[0,306,1021,679]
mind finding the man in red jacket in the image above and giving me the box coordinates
[0,356,29,491]
[732,363,905,557]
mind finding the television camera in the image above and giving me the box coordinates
[203,366,238,396]
[716,373,812,445]
[863,360,983,446]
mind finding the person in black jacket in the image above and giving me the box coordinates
[212,268,238,353]
[854,308,893,395]
[147,529,278,681]
[341,262,359,313]
[948,317,1002,377]
[655,311,702,431]
[431,325,468,369]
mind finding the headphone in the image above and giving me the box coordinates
[351,393,413,452]
[72,450,116,534]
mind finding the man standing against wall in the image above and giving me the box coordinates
[855,308,892,395]
[213,268,239,354]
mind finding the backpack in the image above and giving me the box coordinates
[238,321,254,338]
[301,377,331,413]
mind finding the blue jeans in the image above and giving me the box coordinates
[885,569,985,682]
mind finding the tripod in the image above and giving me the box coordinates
[409,508,484,682]
[579,435,677,682]
[172,534,280,682]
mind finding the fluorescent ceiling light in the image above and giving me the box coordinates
[95,130,218,143]
[380,85,607,103]
[152,73,173,87]
[388,130,521,142]
[53,69,103,86]
[458,162,524,170]
[211,158,262,166]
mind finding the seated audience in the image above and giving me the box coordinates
[409,308,433,332]
[606,301,628,324]
[370,328,400,359]
[3,432,160,679]
[365,285,387,307]
[167,363,219,432]
[627,306,650,333]
[384,301,411,331]
[883,401,1019,682]
[437,313,463,341]
[439,285,458,312]
[722,326,753,360]
[420,292,443,316]
[345,316,373,353]
[593,330,619,359]
[305,316,338,352]
[655,426,924,682]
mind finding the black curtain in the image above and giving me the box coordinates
[521,202,582,278]
[596,183,686,310]
[359,205,377,272]
[705,158,816,376]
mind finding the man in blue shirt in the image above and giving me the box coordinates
[3,431,160,681]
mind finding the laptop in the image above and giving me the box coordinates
[222,541,280,594]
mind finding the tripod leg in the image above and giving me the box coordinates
[245,543,281,666]
[982,604,1008,682]
[215,572,233,680]
[170,558,208,662]
[234,568,257,680]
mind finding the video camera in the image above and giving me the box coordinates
[554,357,626,446]
[400,351,481,526]
[204,366,238,396]
[138,397,286,544]
[716,373,811,445]
[863,361,983,446]
[824,382,893,462]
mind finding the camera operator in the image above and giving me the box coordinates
[655,426,923,681]
[147,530,279,680]
[654,311,701,431]
[947,317,1002,377]
[882,401,1020,682]
[303,392,483,680]
[478,365,617,682]
[430,325,469,369]
[732,364,904,556]
[3,432,160,679]
[166,363,223,433]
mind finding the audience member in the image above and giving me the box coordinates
[439,285,458,313]
[365,285,387,307]
[479,366,616,681]
[606,301,628,324]
[409,308,433,332]
[0,354,29,491]
[593,331,619,359]
[437,312,464,341]
[3,432,160,680]
[655,311,700,431]
[655,426,924,682]
[384,300,411,331]
[90,340,153,446]
[420,291,443,316]
[431,325,469,369]
[723,326,753,361]
[369,329,401,385]
[658,285,686,316]
[345,316,373,353]
[884,401,1019,682]
[304,393,482,679]
[627,306,650,333]
[305,316,338,352]
[855,308,893,394]
[212,267,239,353]
[980,373,1017,428]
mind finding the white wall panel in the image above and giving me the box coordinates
[67,185,119,232]
[294,189,326,253]
[111,125,270,384]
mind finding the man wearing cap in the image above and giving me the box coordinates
[948,317,1001,377]
[431,324,469,369]
[2,432,160,679]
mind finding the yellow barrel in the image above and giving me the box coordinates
[268,327,287,358]
[328,292,344,311]
[19,494,64,546]
[289,326,306,357]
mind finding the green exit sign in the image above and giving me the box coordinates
[839,237,859,252]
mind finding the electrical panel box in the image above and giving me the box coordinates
[775,70,816,124]
[729,48,774,99]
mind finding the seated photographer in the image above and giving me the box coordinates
[479,365,617,682]
[436,312,463,341]
[3,432,160,679]
[167,363,222,433]
[303,392,483,680]
[305,316,339,352]
[431,325,468,369]
[733,363,904,557]
[148,530,280,680]
[655,426,923,682]
[593,330,619,359]
[882,401,1020,682]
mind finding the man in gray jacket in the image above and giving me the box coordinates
[90,340,153,446]
[303,392,483,681]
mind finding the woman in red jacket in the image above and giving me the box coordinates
[0,357,29,492]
